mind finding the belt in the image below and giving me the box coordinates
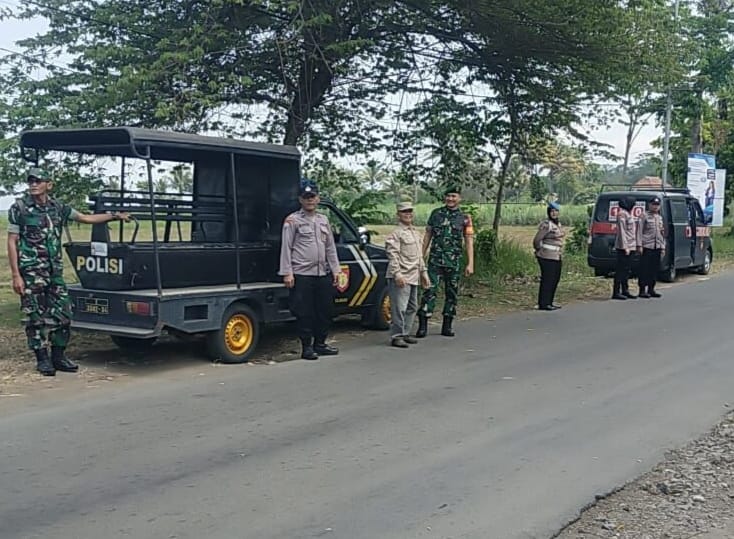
[541,243,561,252]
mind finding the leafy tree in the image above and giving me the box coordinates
[529,174,547,203]
[0,0,426,157]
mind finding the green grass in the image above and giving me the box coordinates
[2,215,734,330]
[372,202,590,227]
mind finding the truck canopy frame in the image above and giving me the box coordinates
[19,126,301,162]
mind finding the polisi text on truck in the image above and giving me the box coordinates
[76,255,124,275]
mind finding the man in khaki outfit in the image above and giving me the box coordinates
[385,202,430,348]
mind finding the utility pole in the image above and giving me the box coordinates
[661,0,681,184]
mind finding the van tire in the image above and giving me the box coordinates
[110,335,157,351]
[362,285,390,330]
[697,249,712,275]
[207,303,260,363]
[660,264,677,283]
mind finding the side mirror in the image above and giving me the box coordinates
[358,226,370,246]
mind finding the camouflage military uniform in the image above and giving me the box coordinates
[7,195,77,351]
[419,206,473,318]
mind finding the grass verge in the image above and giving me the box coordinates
[2,220,734,391]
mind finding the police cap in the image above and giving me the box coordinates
[299,179,319,197]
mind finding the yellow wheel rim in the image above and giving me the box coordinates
[382,294,391,323]
[224,314,254,355]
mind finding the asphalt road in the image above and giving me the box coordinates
[2,273,734,539]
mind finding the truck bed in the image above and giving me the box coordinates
[69,282,285,299]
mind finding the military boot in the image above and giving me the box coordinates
[300,338,318,361]
[314,341,339,356]
[416,314,428,338]
[51,346,79,372]
[35,348,55,376]
[441,316,455,337]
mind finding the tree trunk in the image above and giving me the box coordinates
[623,116,636,180]
[283,54,334,146]
[691,85,705,153]
[492,139,516,233]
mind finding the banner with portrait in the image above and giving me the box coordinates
[687,153,725,226]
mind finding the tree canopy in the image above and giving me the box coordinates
[0,0,718,224]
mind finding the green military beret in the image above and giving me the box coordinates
[443,186,461,196]
[27,167,50,181]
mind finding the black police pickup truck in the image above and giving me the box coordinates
[19,127,390,363]
[588,187,713,282]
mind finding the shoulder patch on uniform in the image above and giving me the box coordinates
[464,214,474,235]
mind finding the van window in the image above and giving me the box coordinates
[670,199,689,224]
[594,197,647,222]
[690,200,706,225]
[593,198,613,222]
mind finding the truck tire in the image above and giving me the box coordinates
[110,335,157,351]
[207,303,260,364]
[362,285,391,330]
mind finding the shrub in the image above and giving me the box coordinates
[474,229,497,265]
[565,219,589,254]
[473,228,535,283]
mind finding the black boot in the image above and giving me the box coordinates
[35,349,55,376]
[441,316,455,337]
[416,314,428,338]
[301,339,318,360]
[51,346,79,372]
[314,339,339,356]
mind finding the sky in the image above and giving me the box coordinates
[0,5,663,210]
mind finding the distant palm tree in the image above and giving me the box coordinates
[169,165,193,193]
[359,160,388,190]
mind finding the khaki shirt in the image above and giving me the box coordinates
[279,210,340,277]
[533,219,565,261]
[637,211,665,250]
[385,223,427,285]
[614,208,637,250]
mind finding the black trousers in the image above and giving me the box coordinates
[613,249,632,294]
[289,275,334,344]
[638,248,662,292]
[537,257,562,308]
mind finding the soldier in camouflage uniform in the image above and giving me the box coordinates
[7,168,129,376]
[416,187,474,338]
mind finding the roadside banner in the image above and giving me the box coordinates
[687,153,725,226]
[713,169,727,227]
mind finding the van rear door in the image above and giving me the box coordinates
[669,197,692,268]
[688,198,710,266]
[589,196,617,264]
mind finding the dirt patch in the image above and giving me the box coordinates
[0,317,376,396]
